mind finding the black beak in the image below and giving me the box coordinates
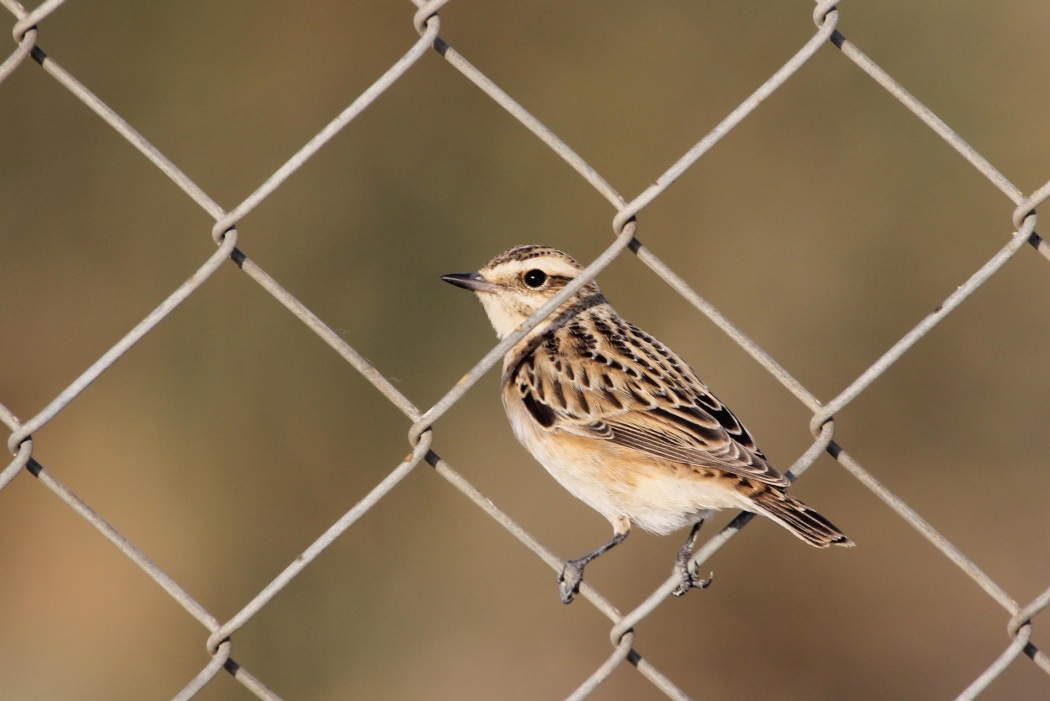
[441,272,501,293]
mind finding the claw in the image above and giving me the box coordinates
[558,562,585,604]
[673,568,714,597]
[555,528,630,603]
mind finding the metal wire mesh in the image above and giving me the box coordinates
[2,1,1048,699]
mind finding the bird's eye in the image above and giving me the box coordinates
[523,269,548,288]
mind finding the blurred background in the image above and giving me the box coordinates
[2,1,1050,699]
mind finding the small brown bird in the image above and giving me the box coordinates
[443,245,852,603]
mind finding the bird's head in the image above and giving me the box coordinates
[442,244,604,339]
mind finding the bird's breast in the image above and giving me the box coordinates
[501,385,754,534]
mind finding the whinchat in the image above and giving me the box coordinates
[443,245,852,604]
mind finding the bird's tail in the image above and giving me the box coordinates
[753,491,854,548]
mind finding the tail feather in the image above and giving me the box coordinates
[754,492,854,548]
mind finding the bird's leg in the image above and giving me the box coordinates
[673,519,714,597]
[558,521,629,604]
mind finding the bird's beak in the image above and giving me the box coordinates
[441,272,501,294]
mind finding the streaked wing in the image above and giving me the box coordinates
[507,308,788,487]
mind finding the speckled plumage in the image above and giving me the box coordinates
[443,245,852,603]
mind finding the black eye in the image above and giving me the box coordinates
[523,269,547,288]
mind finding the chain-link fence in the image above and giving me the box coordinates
[2,1,1048,699]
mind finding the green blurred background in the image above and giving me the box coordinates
[2,1,1050,699]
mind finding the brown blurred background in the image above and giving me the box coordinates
[2,1,1050,699]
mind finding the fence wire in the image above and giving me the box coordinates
[2,1,1049,699]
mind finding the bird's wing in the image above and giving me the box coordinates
[507,311,788,487]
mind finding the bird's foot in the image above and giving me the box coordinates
[558,560,586,604]
[673,556,713,597]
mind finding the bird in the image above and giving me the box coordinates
[442,244,852,604]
